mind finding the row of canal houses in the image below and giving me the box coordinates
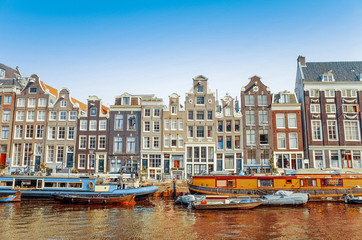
[1,56,362,180]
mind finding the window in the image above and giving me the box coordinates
[56,146,64,163]
[58,127,66,140]
[99,120,107,130]
[25,125,34,139]
[36,125,44,139]
[289,133,298,149]
[309,89,319,98]
[68,127,75,140]
[153,121,160,132]
[14,125,23,139]
[89,120,97,131]
[90,107,97,116]
[48,127,56,140]
[342,89,357,98]
[123,97,130,105]
[89,136,96,149]
[235,120,240,132]
[225,108,232,116]
[235,136,240,149]
[80,120,87,130]
[27,111,35,121]
[59,111,67,121]
[279,94,289,103]
[37,110,46,121]
[150,154,161,168]
[217,120,223,132]
[311,120,322,141]
[171,135,177,147]
[164,120,169,130]
[226,136,232,149]
[261,150,270,165]
[218,136,223,149]
[207,126,213,138]
[246,130,256,146]
[1,126,9,139]
[144,137,150,149]
[115,114,123,130]
[288,113,297,128]
[69,111,77,121]
[344,120,360,141]
[245,95,254,106]
[17,98,25,107]
[79,136,87,149]
[226,120,232,132]
[128,115,136,130]
[327,120,338,140]
[154,109,160,117]
[326,104,336,113]
[188,126,193,137]
[171,119,177,130]
[322,74,334,82]
[247,149,256,164]
[127,137,136,153]
[330,150,340,168]
[38,98,47,107]
[2,110,10,122]
[196,97,204,104]
[178,135,183,147]
[178,120,183,130]
[4,95,12,104]
[49,111,57,121]
[47,146,55,163]
[259,111,268,126]
[196,111,204,120]
[188,110,193,120]
[277,133,286,149]
[144,109,150,117]
[13,143,22,166]
[353,151,362,169]
[314,150,324,169]
[171,106,177,115]
[310,104,320,113]
[153,137,160,149]
[207,111,213,120]
[78,154,86,168]
[164,135,170,147]
[325,89,335,97]
[88,155,95,169]
[16,111,24,121]
[197,86,204,92]
[258,179,273,187]
[99,136,106,149]
[28,98,36,108]
[258,95,267,106]
[29,87,37,94]
[196,126,204,138]
[144,121,151,132]
[276,114,285,128]
[342,105,358,113]
[260,129,269,145]
[246,111,255,126]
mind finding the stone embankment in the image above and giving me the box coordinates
[143,180,189,197]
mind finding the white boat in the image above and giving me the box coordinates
[176,194,231,205]
[261,190,308,205]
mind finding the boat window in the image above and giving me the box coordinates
[44,182,58,188]
[228,180,234,187]
[0,181,13,187]
[58,182,67,188]
[301,179,317,187]
[14,179,37,189]
[216,180,227,187]
[258,179,273,187]
[321,179,343,187]
[69,183,82,188]
[286,179,292,184]
[37,180,43,189]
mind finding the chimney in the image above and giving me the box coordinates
[297,56,306,67]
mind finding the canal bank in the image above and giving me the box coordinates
[144,180,189,197]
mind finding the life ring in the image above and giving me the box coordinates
[88,181,94,190]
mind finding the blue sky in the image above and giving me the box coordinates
[2,0,362,106]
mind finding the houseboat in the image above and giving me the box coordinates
[0,175,158,200]
[188,170,362,201]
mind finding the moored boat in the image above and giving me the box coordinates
[344,194,362,204]
[53,193,136,205]
[192,198,263,210]
[261,190,308,205]
[0,191,21,202]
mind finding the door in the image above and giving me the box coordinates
[346,154,353,168]
[66,153,73,168]
[98,159,104,172]
[35,156,41,172]
[164,160,170,174]
[237,159,242,173]
[217,160,223,171]
[0,153,6,169]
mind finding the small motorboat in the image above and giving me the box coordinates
[0,191,21,202]
[175,194,230,205]
[344,194,362,204]
[53,193,136,205]
[191,198,264,210]
[261,191,309,205]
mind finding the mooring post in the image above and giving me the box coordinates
[173,178,176,199]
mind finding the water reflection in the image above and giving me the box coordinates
[0,200,361,239]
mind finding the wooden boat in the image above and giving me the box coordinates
[176,194,230,205]
[0,191,21,202]
[192,198,263,210]
[53,193,136,205]
[189,169,362,201]
[344,194,362,204]
[0,175,158,200]
[260,190,308,205]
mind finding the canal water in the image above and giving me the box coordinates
[0,199,361,240]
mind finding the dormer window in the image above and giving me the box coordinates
[90,107,97,116]
[279,94,289,103]
[321,72,334,82]
[0,69,5,78]
[197,86,204,93]
[123,97,130,105]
